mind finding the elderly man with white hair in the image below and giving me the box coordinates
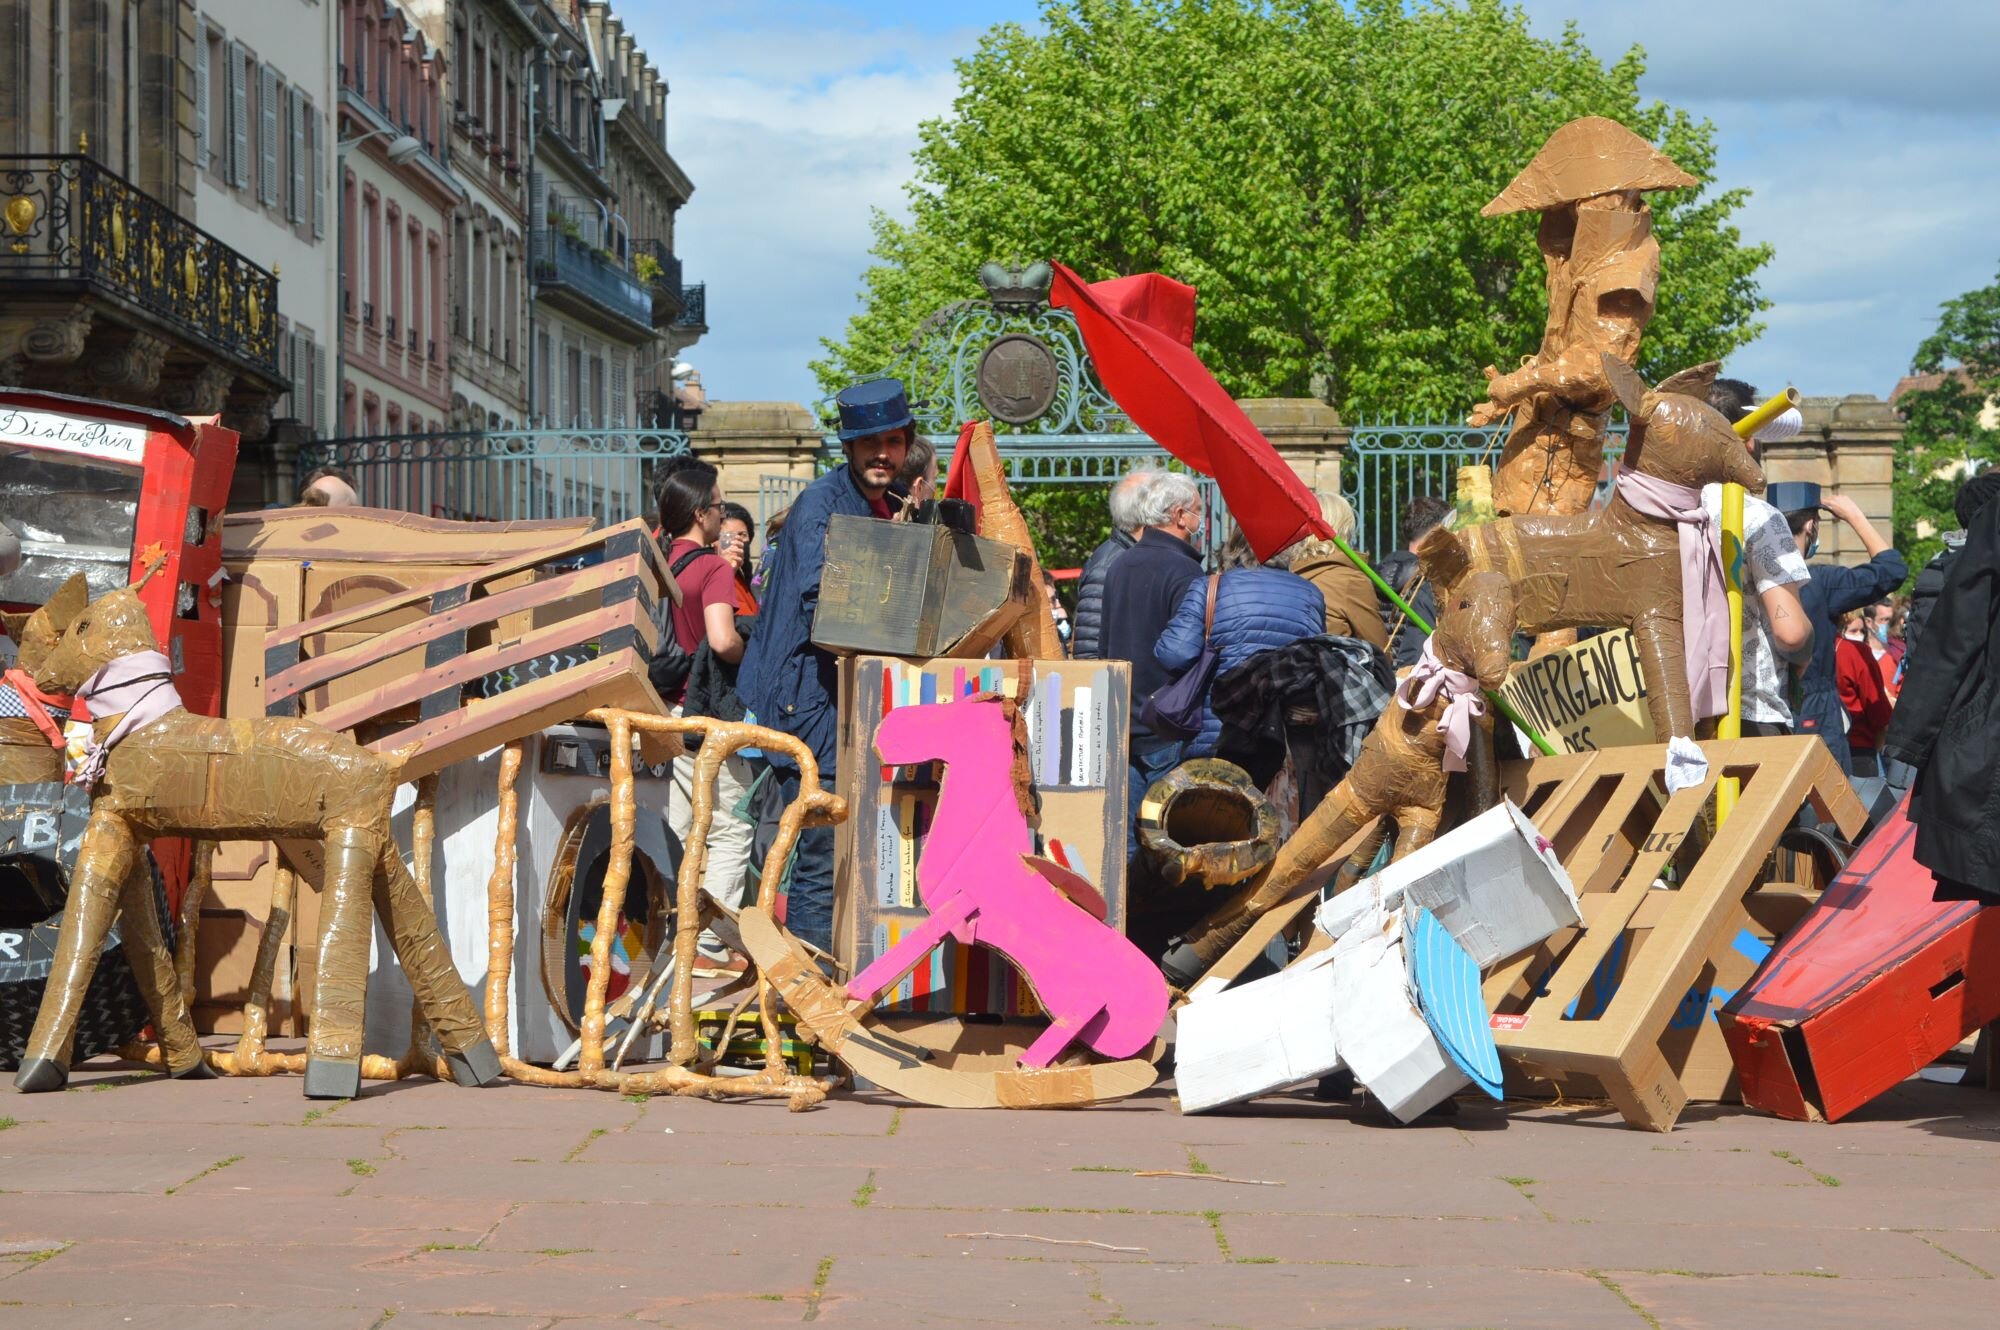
[1071,468,1156,661]
[1098,470,1207,860]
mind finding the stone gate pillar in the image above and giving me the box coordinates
[1238,398,1350,498]
[1758,395,1903,566]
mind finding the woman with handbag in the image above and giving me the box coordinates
[1152,527,1325,758]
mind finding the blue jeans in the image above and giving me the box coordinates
[1127,740,1187,863]
[775,762,837,954]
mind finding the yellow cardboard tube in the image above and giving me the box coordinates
[1717,482,1746,823]
[1734,388,1800,440]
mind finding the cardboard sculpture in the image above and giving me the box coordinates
[1421,358,1765,743]
[834,656,1131,1020]
[1721,803,2000,1121]
[1135,759,1281,891]
[0,581,85,785]
[811,514,1032,658]
[1161,572,1517,986]
[206,507,611,1036]
[1470,117,1695,517]
[845,695,1168,1066]
[478,709,846,1109]
[13,575,500,1097]
[1481,736,1863,1131]
[955,420,1066,659]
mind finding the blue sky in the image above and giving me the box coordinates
[632,0,2000,415]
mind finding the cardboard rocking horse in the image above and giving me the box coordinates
[1420,355,1764,744]
[745,694,1167,1107]
[13,571,500,1097]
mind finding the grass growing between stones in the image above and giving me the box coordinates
[165,1155,242,1195]
[1771,1150,1841,1187]
[851,1171,878,1209]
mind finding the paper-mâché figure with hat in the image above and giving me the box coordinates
[1469,116,1696,519]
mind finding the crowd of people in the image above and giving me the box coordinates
[644,373,1999,961]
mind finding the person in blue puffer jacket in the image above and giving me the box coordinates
[1154,525,1326,757]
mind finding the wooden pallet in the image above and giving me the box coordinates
[1481,737,1864,1131]
[261,519,674,778]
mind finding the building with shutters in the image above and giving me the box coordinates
[0,0,292,439]
[525,0,686,432]
[194,0,340,447]
[446,0,537,430]
[335,0,460,437]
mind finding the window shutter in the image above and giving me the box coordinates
[310,104,325,238]
[227,43,248,188]
[311,341,326,434]
[288,86,305,222]
[611,357,626,428]
[194,31,209,169]
[259,65,280,205]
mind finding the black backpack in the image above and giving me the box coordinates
[648,546,720,698]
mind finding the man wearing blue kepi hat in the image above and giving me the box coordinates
[737,377,913,950]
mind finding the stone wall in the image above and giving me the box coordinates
[1756,395,1902,564]
[689,400,826,516]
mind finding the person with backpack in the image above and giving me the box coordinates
[653,457,755,971]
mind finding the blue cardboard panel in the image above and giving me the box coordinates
[1410,908,1504,1100]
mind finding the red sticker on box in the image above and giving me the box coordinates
[1489,1014,1529,1030]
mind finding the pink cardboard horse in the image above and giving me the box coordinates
[846,696,1167,1067]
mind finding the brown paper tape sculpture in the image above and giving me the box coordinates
[962,420,1067,660]
[1471,116,1694,518]
[1421,357,1763,744]
[1162,573,1516,987]
[13,574,501,1098]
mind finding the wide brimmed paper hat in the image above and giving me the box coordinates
[1482,116,1697,217]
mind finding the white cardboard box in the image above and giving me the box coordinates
[1175,951,1342,1114]
[1327,911,1468,1123]
[1317,800,1579,970]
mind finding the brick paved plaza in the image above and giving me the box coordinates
[1,1055,1995,1329]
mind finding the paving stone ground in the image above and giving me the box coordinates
[2,1051,1996,1329]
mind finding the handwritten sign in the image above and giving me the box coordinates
[1499,628,1653,754]
[0,407,149,464]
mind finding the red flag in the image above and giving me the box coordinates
[940,418,983,527]
[1049,263,1330,561]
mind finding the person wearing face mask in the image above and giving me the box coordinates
[1836,610,1896,779]
[1774,482,1907,775]
[1098,471,1207,860]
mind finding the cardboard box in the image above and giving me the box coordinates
[1175,950,1342,1114]
[812,515,1030,658]
[833,656,1130,1017]
[1720,804,2000,1121]
[1317,801,1580,969]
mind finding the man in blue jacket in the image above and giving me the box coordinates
[1773,482,1908,775]
[737,378,911,950]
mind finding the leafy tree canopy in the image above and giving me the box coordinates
[814,0,1772,419]
[1895,266,2000,575]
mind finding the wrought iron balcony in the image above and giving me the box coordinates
[631,239,684,328]
[675,282,706,330]
[530,227,651,334]
[0,154,280,374]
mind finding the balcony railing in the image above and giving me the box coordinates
[631,238,684,327]
[675,282,706,330]
[0,155,279,374]
[530,227,651,333]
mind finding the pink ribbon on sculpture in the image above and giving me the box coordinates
[1395,636,1486,772]
[1613,470,1729,723]
[72,650,185,790]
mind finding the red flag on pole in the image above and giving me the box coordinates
[1048,262,1331,562]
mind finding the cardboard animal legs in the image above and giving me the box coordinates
[15,820,212,1091]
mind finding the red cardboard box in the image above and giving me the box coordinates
[1719,802,2000,1121]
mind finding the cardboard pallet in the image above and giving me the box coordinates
[1720,802,2000,1121]
[1481,737,1864,1131]
[262,518,674,780]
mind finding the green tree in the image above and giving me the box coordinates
[814,0,1771,418]
[1895,267,2000,576]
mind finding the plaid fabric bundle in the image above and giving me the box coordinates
[1211,635,1394,813]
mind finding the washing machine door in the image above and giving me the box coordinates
[542,802,681,1034]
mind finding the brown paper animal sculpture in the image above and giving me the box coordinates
[1161,573,1516,985]
[0,577,87,785]
[14,575,500,1098]
[1470,116,1696,518]
[1421,357,1764,745]
[963,420,1066,659]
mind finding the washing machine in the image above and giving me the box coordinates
[364,723,679,1065]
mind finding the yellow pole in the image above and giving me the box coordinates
[1734,388,1800,440]
[1717,482,1746,823]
